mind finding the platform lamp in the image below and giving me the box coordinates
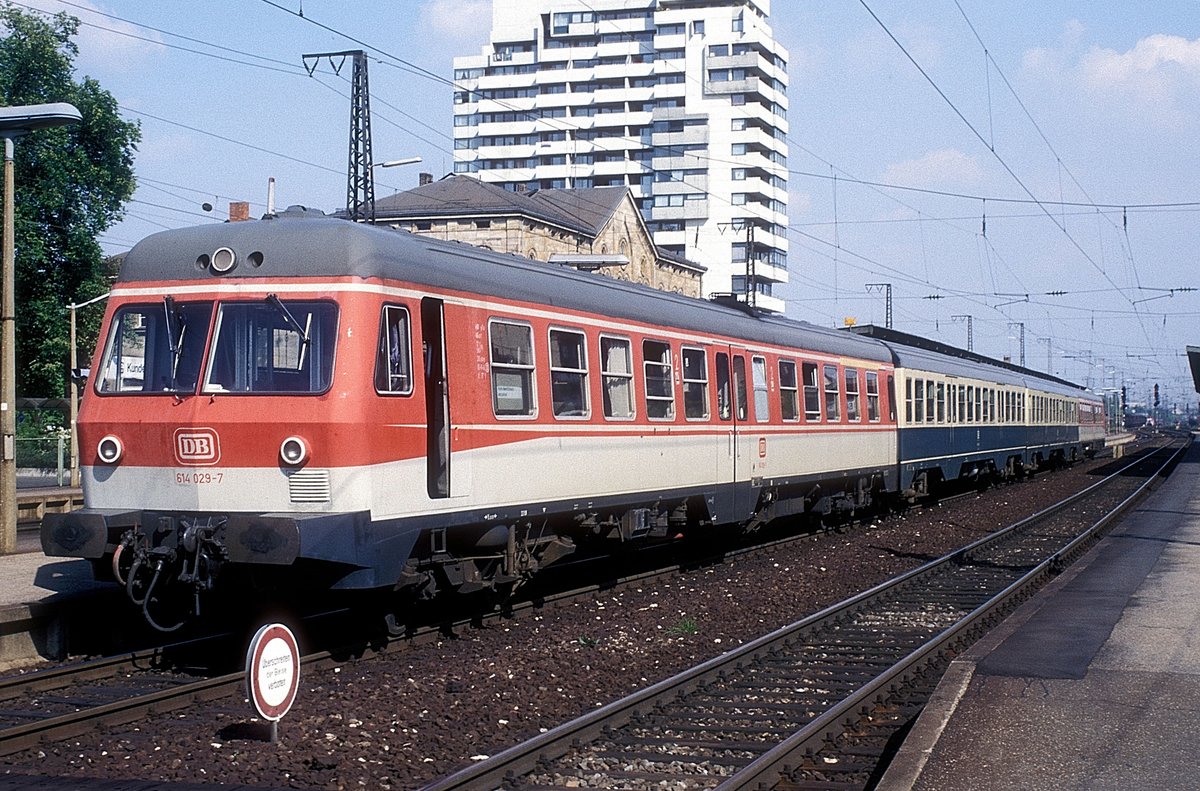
[1,102,82,555]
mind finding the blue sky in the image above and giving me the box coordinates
[19,0,1200,405]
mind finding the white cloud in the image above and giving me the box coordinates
[882,148,983,187]
[15,0,164,71]
[1025,29,1200,125]
[1079,34,1200,99]
[420,0,493,50]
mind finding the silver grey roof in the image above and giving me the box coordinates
[117,212,892,363]
[117,214,1093,398]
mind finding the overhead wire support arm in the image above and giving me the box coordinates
[951,314,974,352]
[865,283,893,328]
[303,49,375,224]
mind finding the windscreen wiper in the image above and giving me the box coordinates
[163,295,186,389]
[265,293,311,358]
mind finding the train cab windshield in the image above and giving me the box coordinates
[95,297,338,395]
[98,301,214,393]
[202,299,337,393]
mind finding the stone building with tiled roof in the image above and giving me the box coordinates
[371,174,705,297]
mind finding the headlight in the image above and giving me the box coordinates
[211,246,237,273]
[280,436,308,466]
[97,435,124,464]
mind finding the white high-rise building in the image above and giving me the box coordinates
[452,0,789,312]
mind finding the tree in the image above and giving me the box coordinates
[0,3,139,398]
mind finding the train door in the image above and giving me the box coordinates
[421,298,451,498]
[729,349,755,518]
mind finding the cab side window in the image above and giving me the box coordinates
[375,305,413,395]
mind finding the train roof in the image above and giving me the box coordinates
[849,325,1093,399]
[116,211,892,365]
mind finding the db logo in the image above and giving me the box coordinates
[758,437,767,458]
[174,428,220,466]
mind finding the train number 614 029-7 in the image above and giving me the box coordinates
[174,471,224,485]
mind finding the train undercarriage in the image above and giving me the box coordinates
[45,445,1089,632]
[45,469,904,632]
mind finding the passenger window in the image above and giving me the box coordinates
[779,360,799,421]
[803,362,821,421]
[936,382,946,423]
[375,305,412,395]
[489,320,535,416]
[643,339,675,420]
[845,367,861,422]
[823,364,840,422]
[733,356,748,421]
[682,347,709,420]
[752,356,769,422]
[550,328,588,418]
[888,374,896,422]
[924,379,935,423]
[865,371,880,422]
[600,336,634,419]
[716,352,732,420]
[913,378,925,423]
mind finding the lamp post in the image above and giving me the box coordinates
[377,157,421,169]
[1,102,81,555]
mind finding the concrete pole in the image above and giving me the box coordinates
[2,137,16,554]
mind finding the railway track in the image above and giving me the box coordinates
[421,439,1187,791]
[0,521,878,760]
[0,637,237,758]
[0,441,1170,768]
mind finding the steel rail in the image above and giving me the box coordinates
[714,438,1188,790]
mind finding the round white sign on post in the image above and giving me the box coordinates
[246,623,300,724]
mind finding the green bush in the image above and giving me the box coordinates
[15,407,70,471]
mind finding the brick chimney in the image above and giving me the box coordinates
[228,201,251,222]
[419,172,433,186]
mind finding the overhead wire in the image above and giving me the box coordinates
[38,0,1191,385]
[857,0,1145,307]
[856,0,1169,371]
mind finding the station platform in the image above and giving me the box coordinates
[0,551,113,609]
[880,439,1200,791]
[0,544,120,670]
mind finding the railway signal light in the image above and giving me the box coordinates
[1154,384,1160,407]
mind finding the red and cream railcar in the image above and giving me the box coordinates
[43,211,899,628]
[1077,397,1107,458]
